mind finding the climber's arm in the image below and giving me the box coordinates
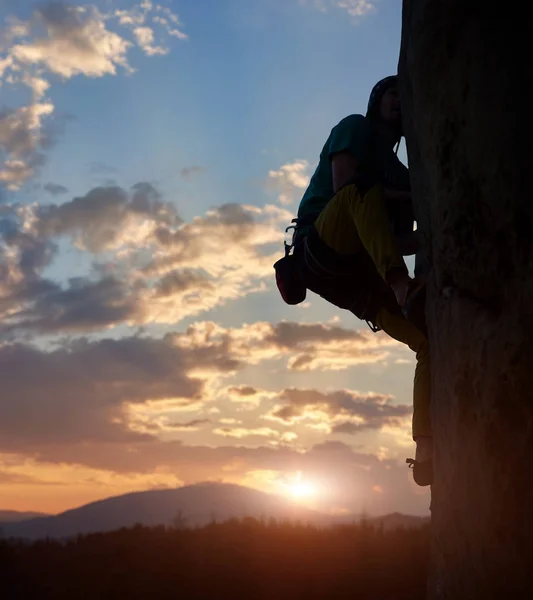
[331,151,360,194]
[328,115,371,193]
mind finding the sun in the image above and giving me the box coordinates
[289,481,318,499]
[282,471,319,501]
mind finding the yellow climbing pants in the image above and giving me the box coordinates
[314,183,407,281]
[313,183,431,438]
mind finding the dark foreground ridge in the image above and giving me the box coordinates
[1,518,430,600]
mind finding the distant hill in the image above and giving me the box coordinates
[0,510,49,524]
[366,512,429,531]
[0,482,429,540]
[1,483,323,540]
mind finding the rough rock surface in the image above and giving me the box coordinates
[399,2,533,598]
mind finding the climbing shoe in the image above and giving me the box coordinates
[406,458,433,486]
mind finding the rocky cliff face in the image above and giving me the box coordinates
[399,2,533,598]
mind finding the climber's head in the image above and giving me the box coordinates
[366,75,402,130]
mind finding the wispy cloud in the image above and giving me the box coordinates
[300,0,377,20]
[180,165,205,180]
[265,159,311,205]
[212,426,282,439]
[334,0,376,18]
[166,418,211,432]
[43,182,68,196]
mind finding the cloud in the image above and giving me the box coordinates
[263,388,410,434]
[116,1,188,44]
[0,185,294,338]
[0,103,54,189]
[227,385,259,397]
[300,0,376,20]
[35,182,180,252]
[0,316,408,461]
[0,2,188,188]
[212,320,400,372]
[212,426,282,439]
[1,182,397,366]
[180,165,204,180]
[0,178,399,355]
[0,469,52,486]
[43,182,68,195]
[265,160,311,205]
[133,25,167,56]
[154,270,214,298]
[88,161,117,175]
[223,385,278,411]
[10,3,132,79]
[167,418,211,431]
[334,1,376,19]
[0,331,241,452]
[0,276,143,338]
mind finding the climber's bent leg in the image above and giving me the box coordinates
[374,305,431,439]
[315,183,408,282]
[314,183,413,306]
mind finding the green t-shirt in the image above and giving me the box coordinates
[297,114,410,231]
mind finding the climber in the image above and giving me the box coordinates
[276,75,432,485]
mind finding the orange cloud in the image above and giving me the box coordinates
[179,319,399,372]
[262,388,409,435]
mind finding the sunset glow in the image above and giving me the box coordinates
[0,0,429,519]
[281,472,320,502]
[289,481,319,499]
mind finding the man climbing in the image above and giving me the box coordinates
[290,75,432,485]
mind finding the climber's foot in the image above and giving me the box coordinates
[406,436,433,487]
[406,458,433,487]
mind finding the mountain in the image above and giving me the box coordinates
[0,510,49,524]
[0,482,329,540]
[0,483,429,541]
[366,512,430,531]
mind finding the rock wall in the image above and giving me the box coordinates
[399,2,533,598]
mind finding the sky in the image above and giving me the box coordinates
[0,0,430,517]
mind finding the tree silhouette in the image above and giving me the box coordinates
[0,519,430,599]
[171,509,188,530]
